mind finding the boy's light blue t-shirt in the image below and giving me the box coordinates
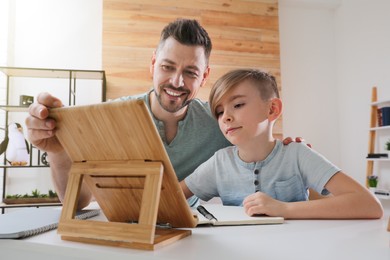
[185,140,340,206]
[118,91,231,205]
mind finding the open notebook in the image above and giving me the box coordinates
[0,208,100,239]
[195,204,284,226]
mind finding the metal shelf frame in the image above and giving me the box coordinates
[0,66,106,213]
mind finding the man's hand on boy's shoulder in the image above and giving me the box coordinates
[282,137,312,148]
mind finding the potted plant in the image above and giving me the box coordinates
[4,189,60,204]
[367,175,378,190]
[386,139,390,151]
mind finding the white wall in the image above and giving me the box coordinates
[280,0,390,189]
[335,0,390,188]
[0,0,9,199]
[2,0,102,196]
[4,0,390,197]
[279,0,340,167]
[10,0,102,69]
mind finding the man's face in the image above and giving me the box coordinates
[150,37,210,113]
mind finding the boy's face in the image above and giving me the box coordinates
[215,80,272,146]
[150,37,210,113]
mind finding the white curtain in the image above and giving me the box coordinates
[0,0,9,198]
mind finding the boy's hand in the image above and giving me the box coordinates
[243,191,287,217]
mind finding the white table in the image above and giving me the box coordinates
[1,201,390,260]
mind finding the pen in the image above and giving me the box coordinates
[128,220,172,229]
[197,205,218,222]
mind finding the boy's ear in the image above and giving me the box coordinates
[268,98,283,121]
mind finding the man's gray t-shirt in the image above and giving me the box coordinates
[119,91,231,204]
[185,140,340,206]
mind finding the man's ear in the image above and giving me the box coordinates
[268,98,283,121]
[200,66,211,88]
[149,50,157,78]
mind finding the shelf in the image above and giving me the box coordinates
[0,202,62,209]
[367,87,390,189]
[3,197,60,204]
[366,158,390,162]
[0,165,49,169]
[0,66,105,80]
[370,125,390,131]
[0,66,106,213]
[0,105,29,112]
[375,194,390,200]
[372,100,390,107]
[0,66,107,105]
[371,188,390,200]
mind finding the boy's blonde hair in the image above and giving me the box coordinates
[209,69,279,118]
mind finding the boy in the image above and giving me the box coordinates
[180,69,383,219]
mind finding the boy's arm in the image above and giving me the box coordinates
[243,172,383,219]
[180,180,194,199]
[314,171,383,218]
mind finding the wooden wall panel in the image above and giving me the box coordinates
[103,0,282,137]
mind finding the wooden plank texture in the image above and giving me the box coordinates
[103,0,282,136]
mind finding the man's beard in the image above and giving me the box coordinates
[154,85,193,113]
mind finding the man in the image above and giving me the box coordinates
[26,18,296,209]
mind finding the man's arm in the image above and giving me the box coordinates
[26,92,93,209]
[49,150,92,209]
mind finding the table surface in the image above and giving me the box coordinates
[1,200,390,260]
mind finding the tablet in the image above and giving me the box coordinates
[49,99,198,228]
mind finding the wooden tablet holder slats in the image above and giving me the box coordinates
[58,160,191,250]
[50,100,198,250]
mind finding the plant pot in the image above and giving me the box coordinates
[368,179,378,188]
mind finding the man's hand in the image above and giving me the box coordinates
[282,137,312,148]
[25,92,64,153]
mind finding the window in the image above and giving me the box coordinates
[0,0,9,197]
[0,0,9,104]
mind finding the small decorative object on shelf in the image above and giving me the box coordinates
[19,95,34,107]
[377,107,383,126]
[366,86,390,190]
[0,122,30,166]
[386,139,390,151]
[41,152,49,166]
[366,153,388,159]
[381,107,390,126]
[374,188,390,197]
[367,175,378,188]
[3,189,60,204]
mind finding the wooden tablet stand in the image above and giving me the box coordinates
[50,100,198,250]
[58,160,191,250]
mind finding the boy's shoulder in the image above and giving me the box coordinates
[214,145,236,158]
[280,140,316,160]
